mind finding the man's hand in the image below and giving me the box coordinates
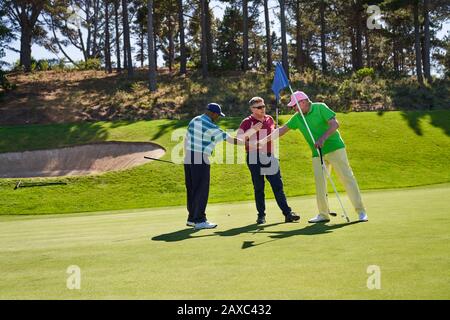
[314,136,326,149]
[257,137,268,146]
[251,121,263,131]
[243,121,263,139]
[248,137,266,148]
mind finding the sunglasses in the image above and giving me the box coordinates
[252,105,266,109]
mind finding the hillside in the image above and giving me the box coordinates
[1,69,448,126]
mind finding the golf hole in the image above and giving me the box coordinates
[0,141,166,178]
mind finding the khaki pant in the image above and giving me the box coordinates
[312,148,365,216]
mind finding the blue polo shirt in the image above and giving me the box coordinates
[185,114,230,156]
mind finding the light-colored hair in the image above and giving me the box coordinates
[248,96,264,106]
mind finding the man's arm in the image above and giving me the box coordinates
[314,117,339,148]
[232,122,263,145]
[255,124,290,146]
[236,121,263,140]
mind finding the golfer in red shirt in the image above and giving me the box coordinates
[237,97,300,224]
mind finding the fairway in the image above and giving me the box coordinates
[1,184,449,299]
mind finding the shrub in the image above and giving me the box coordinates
[355,67,375,80]
[38,59,50,71]
[77,58,101,70]
[0,68,15,95]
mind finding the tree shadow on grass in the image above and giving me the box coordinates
[150,119,190,140]
[377,110,449,137]
[0,122,110,153]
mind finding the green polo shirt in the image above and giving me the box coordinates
[286,102,345,158]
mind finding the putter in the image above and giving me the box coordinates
[14,180,67,190]
[14,180,22,190]
[144,156,175,164]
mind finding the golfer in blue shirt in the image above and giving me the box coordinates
[184,103,262,229]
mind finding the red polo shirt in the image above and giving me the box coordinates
[239,115,275,153]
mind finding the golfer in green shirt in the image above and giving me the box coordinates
[257,91,368,223]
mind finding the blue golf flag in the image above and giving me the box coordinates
[271,62,290,103]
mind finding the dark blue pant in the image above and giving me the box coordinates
[246,153,291,217]
[184,152,210,223]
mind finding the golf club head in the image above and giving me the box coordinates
[14,181,21,190]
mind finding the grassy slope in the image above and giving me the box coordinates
[0,110,449,215]
[2,70,449,126]
[0,184,449,299]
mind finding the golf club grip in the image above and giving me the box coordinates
[318,148,324,164]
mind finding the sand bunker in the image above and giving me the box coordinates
[0,141,166,178]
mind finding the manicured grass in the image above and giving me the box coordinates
[0,184,449,299]
[0,110,449,215]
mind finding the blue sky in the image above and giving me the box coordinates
[3,0,449,73]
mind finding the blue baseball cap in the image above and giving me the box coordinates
[207,103,225,117]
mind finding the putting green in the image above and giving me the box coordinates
[0,184,449,299]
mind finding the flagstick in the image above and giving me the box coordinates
[288,84,350,222]
[276,107,279,128]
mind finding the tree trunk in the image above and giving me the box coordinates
[92,0,100,58]
[205,0,213,68]
[242,0,249,71]
[350,28,356,71]
[305,33,311,68]
[147,0,157,91]
[168,16,174,73]
[423,0,431,83]
[365,27,370,68]
[279,0,289,77]
[105,0,112,73]
[263,0,272,72]
[122,0,133,76]
[114,0,121,71]
[295,0,304,72]
[154,33,158,69]
[140,27,144,68]
[355,2,363,70]
[413,0,423,85]
[178,0,187,74]
[200,0,208,78]
[20,27,33,72]
[320,0,327,73]
[15,1,44,72]
[86,2,92,59]
[123,10,128,70]
[393,31,399,73]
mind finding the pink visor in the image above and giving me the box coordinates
[287,91,309,107]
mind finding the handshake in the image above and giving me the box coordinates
[244,121,271,149]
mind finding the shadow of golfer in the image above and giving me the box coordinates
[151,228,213,242]
[242,221,362,249]
[269,221,362,239]
[214,222,285,237]
[151,222,286,242]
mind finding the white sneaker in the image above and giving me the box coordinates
[194,221,217,230]
[358,212,368,222]
[308,214,330,223]
[186,221,195,227]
